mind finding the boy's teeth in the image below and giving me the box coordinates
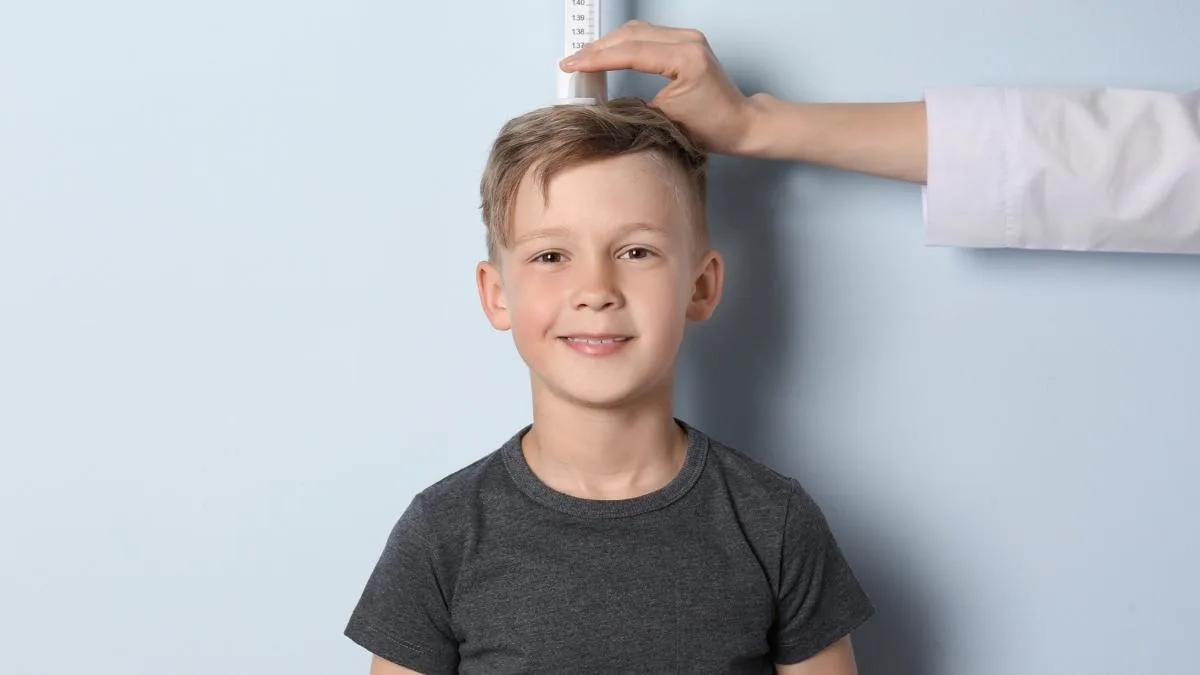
[566,337,627,344]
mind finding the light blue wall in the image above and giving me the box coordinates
[2,2,1197,674]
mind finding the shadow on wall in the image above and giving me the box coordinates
[619,52,941,672]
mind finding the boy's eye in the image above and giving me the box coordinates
[533,251,564,264]
[620,247,654,260]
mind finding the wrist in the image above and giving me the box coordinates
[731,93,773,157]
[734,93,810,160]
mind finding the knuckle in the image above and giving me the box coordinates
[684,41,710,64]
[682,28,707,43]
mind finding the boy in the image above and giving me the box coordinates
[344,98,874,674]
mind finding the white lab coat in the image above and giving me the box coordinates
[922,87,1200,253]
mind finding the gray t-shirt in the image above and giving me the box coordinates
[344,421,874,674]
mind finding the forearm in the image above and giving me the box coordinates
[738,94,928,185]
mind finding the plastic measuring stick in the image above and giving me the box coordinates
[556,0,607,105]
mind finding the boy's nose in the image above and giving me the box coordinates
[571,262,623,311]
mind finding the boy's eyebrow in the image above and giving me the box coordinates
[512,226,571,246]
[513,222,668,246]
[617,222,669,237]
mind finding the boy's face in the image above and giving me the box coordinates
[476,152,723,409]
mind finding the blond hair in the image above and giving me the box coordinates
[479,98,707,260]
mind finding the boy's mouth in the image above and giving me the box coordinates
[560,335,632,345]
[558,334,634,355]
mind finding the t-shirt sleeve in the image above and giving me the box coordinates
[769,479,876,665]
[344,494,460,674]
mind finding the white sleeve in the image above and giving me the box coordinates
[922,86,1200,253]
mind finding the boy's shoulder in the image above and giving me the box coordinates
[702,427,807,499]
[406,431,518,519]
[697,425,837,539]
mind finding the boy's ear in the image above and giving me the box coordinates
[686,249,724,322]
[476,260,512,331]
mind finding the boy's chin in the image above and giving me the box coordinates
[539,377,671,411]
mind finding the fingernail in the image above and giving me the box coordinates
[561,56,578,68]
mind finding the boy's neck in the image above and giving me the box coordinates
[521,381,688,502]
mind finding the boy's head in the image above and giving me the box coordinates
[475,98,724,409]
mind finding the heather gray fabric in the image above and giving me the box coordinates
[345,421,874,674]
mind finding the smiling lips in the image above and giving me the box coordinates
[559,334,634,356]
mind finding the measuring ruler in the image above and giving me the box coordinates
[556,0,607,104]
[565,0,599,54]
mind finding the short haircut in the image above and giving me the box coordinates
[479,98,708,260]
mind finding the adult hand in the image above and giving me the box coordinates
[560,20,760,155]
[562,20,928,182]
